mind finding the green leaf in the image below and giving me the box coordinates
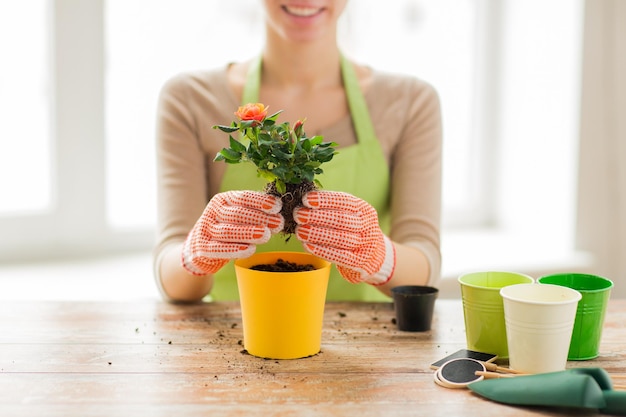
[240,120,257,129]
[266,110,283,121]
[317,141,337,149]
[315,148,337,162]
[271,164,286,174]
[275,180,286,194]
[214,125,239,133]
[271,148,294,160]
[258,133,274,145]
[217,148,242,162]
[245,128,257,141]
[305,161,321,168]
[229,136,247,153]
[257,169,277,183]
[302,170,314,182]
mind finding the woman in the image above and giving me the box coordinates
[154,0,442,303]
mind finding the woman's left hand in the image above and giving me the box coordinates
[293,190,396,285]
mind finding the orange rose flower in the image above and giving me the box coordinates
[235,103,268,123]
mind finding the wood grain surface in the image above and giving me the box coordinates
[1,299,624,416]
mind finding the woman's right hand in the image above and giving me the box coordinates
[181,190,283,275]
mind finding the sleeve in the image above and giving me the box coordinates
[152,74,209,294]
[388,79,443,287]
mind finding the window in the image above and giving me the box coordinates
[0,0,584,283]
[105,1,265,229]
[340,1,480,225]
[0,2,50,215]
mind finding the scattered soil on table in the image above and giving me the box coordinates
[250,258,315,272]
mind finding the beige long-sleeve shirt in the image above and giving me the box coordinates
[154,64,443,289]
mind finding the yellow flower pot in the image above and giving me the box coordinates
[234,251,331,359]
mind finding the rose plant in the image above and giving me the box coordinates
[213,103,338,235]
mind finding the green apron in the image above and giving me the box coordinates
[211,55,391,302]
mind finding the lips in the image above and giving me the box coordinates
[282,5,324,18]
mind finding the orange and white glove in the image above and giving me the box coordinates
[182,191,284,275]
[294,190,396,285]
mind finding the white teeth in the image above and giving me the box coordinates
[285,6,321,17]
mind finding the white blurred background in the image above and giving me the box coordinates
[0,0,624,300]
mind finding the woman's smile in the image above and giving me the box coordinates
[282,5,325,18]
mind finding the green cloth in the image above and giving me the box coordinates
[468,368,626,415]
[210,55,391,302]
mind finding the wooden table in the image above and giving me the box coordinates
[1,299,624,416]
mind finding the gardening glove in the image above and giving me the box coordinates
[293,190,396,285]
[182,190,284,275]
